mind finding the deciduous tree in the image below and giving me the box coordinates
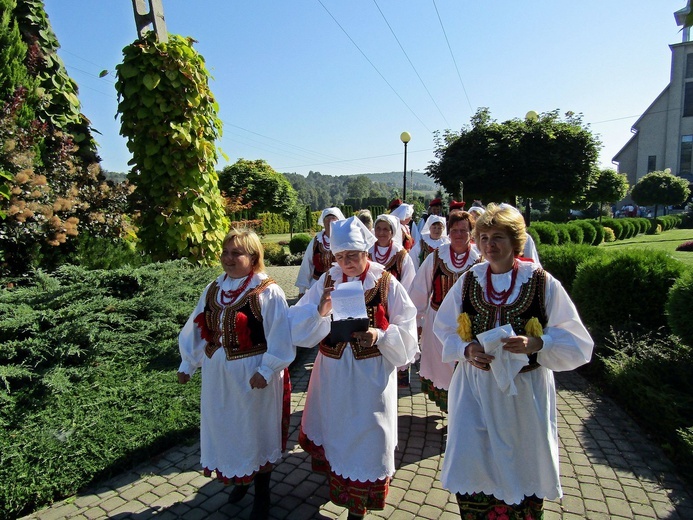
[586,168,629,221]
[630,169,691,218]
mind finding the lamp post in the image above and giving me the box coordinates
[400,131,411,201]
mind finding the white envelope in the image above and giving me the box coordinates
[476,324,528,396]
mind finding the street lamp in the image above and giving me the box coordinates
[400,131,411,201]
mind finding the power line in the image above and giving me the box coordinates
[316,0,432,133]
[431,0,473,115]
[372,0,450,127]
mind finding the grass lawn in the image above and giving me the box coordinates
[260,232,313,244]
[599,228,693,267]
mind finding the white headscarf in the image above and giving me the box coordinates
[318,207,346,228]
[330,216,377,254]
[421,214,447,237]
[390,203,414,222]
[374,213,403,246]
[468,206,485,217]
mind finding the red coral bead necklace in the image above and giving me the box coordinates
[220,271,254,305]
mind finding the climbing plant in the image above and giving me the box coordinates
[115,32,228,264]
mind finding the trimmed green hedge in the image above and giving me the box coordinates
[538,244,604,294]
[667,268,693,347]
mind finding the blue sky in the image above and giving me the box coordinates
[44,0,687,178]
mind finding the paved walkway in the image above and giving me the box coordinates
[21,266,693,520]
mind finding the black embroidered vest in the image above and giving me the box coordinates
[319,271,391,360]
[430,249,474,311]
[203,278,274,360]
[312,236,334,281]
[461,267,548,371]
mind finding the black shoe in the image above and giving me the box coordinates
[227,484,249,503]
[397,368,410,388]
[249,471,272,520]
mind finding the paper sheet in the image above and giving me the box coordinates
[476,324,529,396]
[331,280,368,321]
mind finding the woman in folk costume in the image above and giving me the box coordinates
[433,204,593,519]
[369,214,415,291]
[289,216,418,519]
[409,210,480,412]
[410,214,449,271]
[295,207,346,295]
[369,213,417,387]
[178,228,295,520]
[389,202,416,251]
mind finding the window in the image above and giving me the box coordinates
[686,54,693,78]
[680,135,693,178]
[685,83,693,117]
[647,156,656,172]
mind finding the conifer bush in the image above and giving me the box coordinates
[537,243,603,294]
[526,226,540,246]
[565,223,584,245]
[603,226,616,242]
[529,221,558,246]
[289,233,312,255]
[555,224,571,245]
[572,219,598,245]
[666,269,693,347]
[572,249,687,337]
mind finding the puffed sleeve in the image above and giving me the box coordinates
[409,242,421,271]
[433,273,470,364]
[524,234,542,267]
[178,282,213,377]
[255,282,297,383]
[295,237,316,293]
[288,275,332,348]
[376,277,419,367]
[399,252,416,292]
[409,252,435,318]
[536,273,593,371]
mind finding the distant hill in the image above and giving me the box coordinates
[356,171,438,191]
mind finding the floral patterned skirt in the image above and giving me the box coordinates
[299,428,390,514]
[455,492,544,520]
[420,376,448,413]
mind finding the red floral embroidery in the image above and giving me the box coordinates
[374,304,389,330]
[193,312,212,342]
[235,311,252,350]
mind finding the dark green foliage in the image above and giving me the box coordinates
[565,223,584,244]
[262,242,284,265]
[572,250,687,337]
[554,224,571,245]
[667,269,693,347]
[572,220,598,245]
[0,0,32,102]
[537,243,604,294]
[590,221,605,245]
[0,261,218,519]
[526,226,540,246]
[602,218,624,239]
[529,221,558,246]
[598,330,693,480]
[289,233,312,255]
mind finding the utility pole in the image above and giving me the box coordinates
[131,0,168,43]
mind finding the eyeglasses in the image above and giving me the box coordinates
[334,252,364,263]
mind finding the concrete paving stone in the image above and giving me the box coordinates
[167,470,197,487]
[560,494,585,516]
[281,467,311,485]
[573,464,596,477]
[409,474,435,493]
[291,479,321,499]
[81,507,105,520]
[583,497,609,514]
[179,507,212,520]
[149,482,177,498]
[606,496,634,517]
[651,499,678,518]
[440,511,460,520]
[416,504,443,519]
[579,482,605,501]
[198,491,231,513]
[423,487,450,508]
[150,490,186,509]
[388,511,417,520]
[25,503,79,520]
[622,485,650,504]
[598,477,623,491]
[397,500,421,514]
[118,481,154,501]
[98,495,126,513]
[285,503,319,519]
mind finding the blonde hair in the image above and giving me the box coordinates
[222,228,266,273]
[473,203,527,256]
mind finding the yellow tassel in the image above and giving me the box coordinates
[457,312,472,342]
[525,316,543,337]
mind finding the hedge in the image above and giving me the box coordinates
[666,268,693,347]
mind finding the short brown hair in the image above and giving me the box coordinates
[222,228,265,273]
[472,203,527,256]
[447,210,475,232]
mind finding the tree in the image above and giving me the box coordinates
[426,108,601,223]
[346,175,372,199]
[630,169,691,218]
[219,159,297,216]
[586,168,629,221]
[116,33,229,264]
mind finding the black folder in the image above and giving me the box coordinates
[330,317,370,343]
